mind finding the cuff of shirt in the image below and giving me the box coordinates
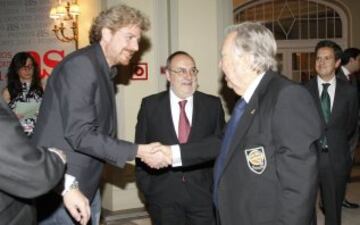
[171,145,182,167]
[61,174,76,196]
[48,147,66,164]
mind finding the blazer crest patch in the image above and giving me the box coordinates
[244,146,267,174]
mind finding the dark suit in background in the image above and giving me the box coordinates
[337,67,358,88]
[0,97,65,225]
[306,77,358,224]
[335,67,358,152]
[336,48,360,208]
[305,40,359,225]
[136,51,225,225]
[337,67,359,149]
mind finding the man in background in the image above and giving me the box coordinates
[337,47,360,209]
[135,51,225,225]
[306,40,358,225]
[337,48,360,87]
[32,4,165,225]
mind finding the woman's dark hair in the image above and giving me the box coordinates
[7,52,43,100]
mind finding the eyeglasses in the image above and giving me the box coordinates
[316,56,335,63]
[21,64,34,71]
[168,67,199,76]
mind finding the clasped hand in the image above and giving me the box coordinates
[137,143,172,169]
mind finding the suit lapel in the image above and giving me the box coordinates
[164,91,201,143]
[337,68,348,82]
[308,77,344,126]
[162,92,179,142]
[350,74,358,86]
[337,68,358,86]
[187,92,200,142]
[223,72,273,167]
[329,78,343,125]
[94,44,117,135]
[308,79,327,126]
[225,96,258,161]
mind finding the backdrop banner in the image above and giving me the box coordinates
[0,0,74,89]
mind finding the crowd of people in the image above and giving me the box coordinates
[1,3,360,225]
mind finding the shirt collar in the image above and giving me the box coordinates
[341,66,351,76]
[95,43,116,79]
[110,67,118,79]
[242,72,265,103]
[317,75,336,86]
[169,89,194,104]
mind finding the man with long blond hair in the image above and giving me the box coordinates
[33,4,165,225]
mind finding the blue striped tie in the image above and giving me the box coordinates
[213,98,247,207]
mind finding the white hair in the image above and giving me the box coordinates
[226,22,278,72]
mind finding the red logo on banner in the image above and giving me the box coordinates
[132,62,148,80]
[29,49,65,78]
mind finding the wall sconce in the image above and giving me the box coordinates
[49,0,80,49]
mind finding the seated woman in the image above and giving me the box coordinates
[2,52,43,136]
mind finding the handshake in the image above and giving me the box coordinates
[137,143,173,169]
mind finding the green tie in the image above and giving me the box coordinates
[320,83,331,148]
[320,83,331,123]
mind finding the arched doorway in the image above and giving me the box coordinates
[234,0,349,83]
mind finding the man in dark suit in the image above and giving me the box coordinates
[32,4,164,225]
[211,22,322,225]
[305,40,358,225]
[135,51,225,225]
[337,47,360,209]
[337,48,360,87]
[150,22,322,225]
[0,97,65,225]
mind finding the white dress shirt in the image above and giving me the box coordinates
[170,89,193,167]
[169,89,193,136]
[242,72,265,103]
[341,66,351,80]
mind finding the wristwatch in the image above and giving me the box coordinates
[61,174,79,196]
[69,181,79,191]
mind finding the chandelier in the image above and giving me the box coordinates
[49,0,80,49]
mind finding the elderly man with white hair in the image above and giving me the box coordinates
[212,21,322,225]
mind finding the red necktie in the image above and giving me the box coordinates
[178,100,191,143]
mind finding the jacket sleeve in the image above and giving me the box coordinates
[272,85,321,225]
[180,98,225,166]
[0,98,65,198]
[346,86,359,142]
[134,99,152,194]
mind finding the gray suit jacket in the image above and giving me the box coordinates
[0,98,65,225]
[32,43,137,199]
